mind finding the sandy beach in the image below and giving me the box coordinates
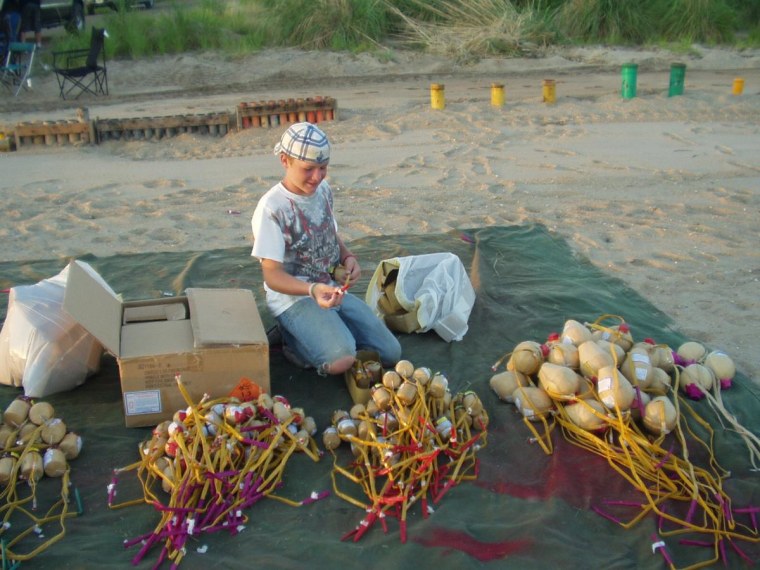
[1,44,758,382]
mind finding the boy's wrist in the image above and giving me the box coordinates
[308,282,318,299]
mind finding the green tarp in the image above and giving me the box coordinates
[1,225,758,569]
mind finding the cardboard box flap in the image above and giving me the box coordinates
[63,260,123,357]
[120,319,194,359]
[378,261,400,287]
[123,301,187,324]
[186,288,266,347]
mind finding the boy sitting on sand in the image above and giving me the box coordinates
[251,122,401,375]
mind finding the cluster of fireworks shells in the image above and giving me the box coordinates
[0,396,82,484]
[674,341,737,396]
[142,392,318,493]
[326,358,488,458]
[490,318,737,436]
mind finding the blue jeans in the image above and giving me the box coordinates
[275,292,401,375]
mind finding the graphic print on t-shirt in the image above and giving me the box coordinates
[277,186,339,283]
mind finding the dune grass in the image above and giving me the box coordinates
[386,0,556,60]
[46,0,760,61]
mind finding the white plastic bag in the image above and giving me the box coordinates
[0,265,103,397]
[366,252,476,342]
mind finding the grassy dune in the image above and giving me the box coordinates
[50,0,760,60]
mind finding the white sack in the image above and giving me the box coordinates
[0,265,103,398]
[366,252,476,342]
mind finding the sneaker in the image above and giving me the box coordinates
[282,342,312,370]
[265,324,282,346]
[267,323,312,369]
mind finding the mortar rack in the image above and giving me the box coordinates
[236,96,337,130]
[0,95,338,151]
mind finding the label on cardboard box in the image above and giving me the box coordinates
[124,390,162,416]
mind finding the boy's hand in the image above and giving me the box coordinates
[342,255,361,286]
[312,282,344,308]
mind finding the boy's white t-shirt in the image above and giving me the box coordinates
[251,181,340,316]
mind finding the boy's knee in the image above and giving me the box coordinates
[322,354,356,376]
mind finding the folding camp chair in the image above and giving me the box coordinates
[52,27,108,100]
[0,40,35,96]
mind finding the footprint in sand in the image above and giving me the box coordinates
[534,147,578,157]
[147,227,186,243]
[144,179,187,189]
[132,201,161,216]
[726,160,760,173]
[629,258,674,271]
[663,131,696,145]
[163,188,206,205]
[91,234,116,245]
[486,181,515,195]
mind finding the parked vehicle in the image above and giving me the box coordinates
[86,0,154,14]
[41,0,86,32]
[1,0,85,34]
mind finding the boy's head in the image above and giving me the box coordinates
[274,122,330,165]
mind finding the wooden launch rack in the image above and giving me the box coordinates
[0,95,338,151]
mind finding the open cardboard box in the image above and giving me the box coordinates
[383,309,420,335]
[63,260,269,427]
[373,263,421,334]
